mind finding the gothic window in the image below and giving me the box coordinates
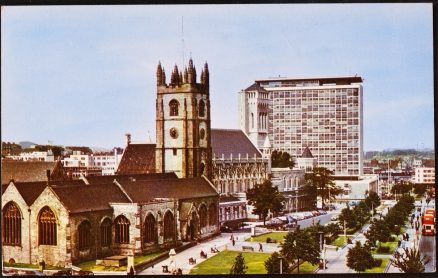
[2,202,21,245]
[208,203,217,226]
[163,211,175,241]
[199,204,207,229]
[38,206,57,246]
[78,220,92,250]
[143,214,157,244]
[199,100,205,117]
[169,99,179,116]
[115,215,130,244]
[100,218,112,247]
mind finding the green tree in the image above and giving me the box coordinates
[280,229,320,273]
[391,180,413,195]
[338,206,357,229]
[271,150,296,168]
[364,191,381,212]
[365,219,391,247]
[390,247,431,273]
[230,253,247,274]
[346,241,375,272]
[264,252,290,274]
[352,201,370,227]
[304,167,343,208]
[413,184,427,197]
[246,180,285,225]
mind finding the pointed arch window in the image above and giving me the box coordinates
[115,215,130,244]
[199,204,207,228]
[100,218,112,247]
[143,214,157,244]
[169,99,179,116]
[38,207,57,245]
[199,100,205,117]
[208,203,217,226]
[78,220,92,250]
[2,202,21,245]
[163,211,175,241]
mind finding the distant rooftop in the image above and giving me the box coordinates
[255,76,363,86]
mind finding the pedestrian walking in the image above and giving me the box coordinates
[406,233,409,241]
[232,239,235,246]
[259,243,263,252]
[397,239,401,248]
[402,234,406,241]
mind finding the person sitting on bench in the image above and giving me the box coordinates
[200,250,208,259]
[211,245,219,253]
[189,257,196,265]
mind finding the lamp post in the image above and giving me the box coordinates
[317,231,325,270]
[169,248,176,271]
[278,255,283,274]
[344,219,347,242]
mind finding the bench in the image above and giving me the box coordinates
[162,265,169,273]
[242,246,254,251]
[189,257,197,265]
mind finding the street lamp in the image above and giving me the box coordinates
[169,248,176,271]
[278,255,283,274]
[317,231,326,270]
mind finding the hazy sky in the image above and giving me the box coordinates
[1,4,434,151]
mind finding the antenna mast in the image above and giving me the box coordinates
[182,16,185,69]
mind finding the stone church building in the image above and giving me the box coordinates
[1,59,220,267]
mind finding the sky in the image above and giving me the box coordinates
[1,4,434,151]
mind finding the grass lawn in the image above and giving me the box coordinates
[3,262,63,270]
[372,241,398,255]
[290,261,318,273]
[364,258,390,273]
[134,250,167,265]
[189,250,270,274]
[331,235,353,248]
[246,232,289,243]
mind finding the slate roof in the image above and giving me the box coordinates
[301,146,314,158]
[2,181,47,206]
[1,160,62,185]
[118,177,218,202]
[85,173,178,185]
[211,129,262,158]
[116,144,156,175]
[50,183,131,213]
[244,83,267,92]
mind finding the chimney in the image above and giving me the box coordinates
[46,169,51,184]
[125,133,131,145]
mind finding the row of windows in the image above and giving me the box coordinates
[169,99,206,117]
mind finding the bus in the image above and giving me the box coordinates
[422,209,435,236]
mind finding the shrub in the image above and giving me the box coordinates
[373,258,382,267]
[266,237,271,243]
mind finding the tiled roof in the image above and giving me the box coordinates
[85,173,178,185]
[301,146,314,158]
[118,177,218,202]
[50,183,131,213]
[1,160,64,185]
[2,181,47,206]
[244,83,267,92]
[211,129,262,158]
[219,195,241,203]
[116,144,156,175]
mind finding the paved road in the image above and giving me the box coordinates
[297,211,340,229]
[419,235,436,272]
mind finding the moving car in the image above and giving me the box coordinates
[220,225,233,233]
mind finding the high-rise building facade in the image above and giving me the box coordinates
[239,76,363,177]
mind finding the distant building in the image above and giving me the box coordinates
[295,146,317,173]
[92,149,124,175]
[414,167,435,184]
[7,151,54,162]
[218,195,247,229]
[239,76,364,177]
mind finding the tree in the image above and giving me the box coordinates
[346,241,375,272]
[390,247,431,273]
[280,229,320,273]
[271,150,295,168]
[338,206,356,229]
[352,201,370,227]
[364,191,381,211]
[246,180,285,225]
[265,252,290,274]
[413,184,427,197]
[391,181,412,195]
[365,219,391,247]
[304,167,343,208]
[230,253,247,274]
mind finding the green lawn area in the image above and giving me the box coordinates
[189,250,270,274]
[372,241,398,255]
[3,262,63,270]
[331,235,353,248]
[78,251,165,272]
[246,232,289,243]
[364,258,390,273]
[290,261,318,273]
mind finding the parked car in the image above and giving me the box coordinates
[291,213,305,220]
[268,217,285,225]
[287,215,298,223]
[318,210,327,215]
[220,225,233,233]
[330,215,339,221]
[311,211,320,216]
[303,212,313,218]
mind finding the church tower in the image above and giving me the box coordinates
[155,59,213,180]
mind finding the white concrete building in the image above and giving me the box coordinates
[92,149,123,175]
[335,175,379,200]
[61,151,94,167]
[414,167,435,184]
[7,151,54,162]
[239,76,363,177]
